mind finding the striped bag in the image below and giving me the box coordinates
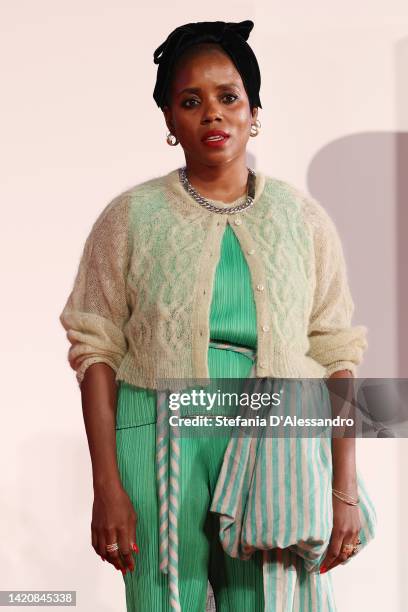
[209,374,378,573]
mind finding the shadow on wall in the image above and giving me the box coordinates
[307,131,408,379]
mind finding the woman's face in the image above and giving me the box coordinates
[162,47,258,167]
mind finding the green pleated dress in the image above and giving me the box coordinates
[115,224,337,612]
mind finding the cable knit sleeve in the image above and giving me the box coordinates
[59,191,132,388]
[303,197,368,378]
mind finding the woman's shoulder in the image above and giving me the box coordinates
[89,171,173,231]
[261,171,336,232]
[262,171,318,207]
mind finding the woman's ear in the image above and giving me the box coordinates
[251,106,259,122]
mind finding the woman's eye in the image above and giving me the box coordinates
[222,94,238,104]
[182,98,199,108]
[181,94,238,108]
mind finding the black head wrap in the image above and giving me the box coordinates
[152,20,262,109]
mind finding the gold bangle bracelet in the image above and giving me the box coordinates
[332,490,359,505]
[332,487,359,502]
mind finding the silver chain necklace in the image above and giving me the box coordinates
[178,166,256,214]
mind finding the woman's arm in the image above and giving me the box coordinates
[303,196,368,378]
[59,192,131,387]
[329,368,358,499]
[301,197,367,573]
[81,363,138,576]
[81,364,121,491]
[319,368,361,574]
[59,192,138,575]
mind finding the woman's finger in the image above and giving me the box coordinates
[118,527,135,573]
[329,533,358,569]
[92,525,107,562]
[326,533,359,571]
[98,531,107,562]
[105,529,127,572]
[319,530,343,572]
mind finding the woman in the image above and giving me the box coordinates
[59,20,369,612]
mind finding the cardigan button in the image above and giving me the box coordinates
[259,361,267,368]
[234,218,242,226]
[262,325,270,332]
[256,284,264,291]
[248,248,255,255]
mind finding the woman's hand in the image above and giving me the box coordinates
[91,480,139,575]
[319,496,361,573]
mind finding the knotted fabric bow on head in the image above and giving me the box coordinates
[152,20,262,109]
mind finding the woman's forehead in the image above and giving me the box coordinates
[171,51,244,90]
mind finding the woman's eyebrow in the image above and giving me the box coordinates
[178,82,241,95]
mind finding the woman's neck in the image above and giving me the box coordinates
[183,159,250,204]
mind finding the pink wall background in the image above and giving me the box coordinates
[1,2,407,610]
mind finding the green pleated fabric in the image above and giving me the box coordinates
[208,224,257,350]
[115,224,337,611]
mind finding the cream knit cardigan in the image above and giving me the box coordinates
[59,167,368,390]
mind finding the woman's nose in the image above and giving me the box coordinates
[201,104,222,124]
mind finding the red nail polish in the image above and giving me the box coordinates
[132,543,139,553]
[320,566,327,574]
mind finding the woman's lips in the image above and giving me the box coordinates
[202,135,230,148]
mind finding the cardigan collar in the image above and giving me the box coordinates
[162,166,267,219]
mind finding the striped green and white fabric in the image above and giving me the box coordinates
[210,371,334,572]
[209,361,378,572]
